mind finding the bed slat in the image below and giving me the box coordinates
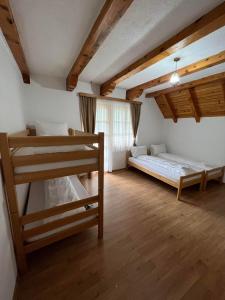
[21,195,99,225]
[14,163,98,184]
[24,218,98,253]
[12,149,98,167]
[23,207,99,240]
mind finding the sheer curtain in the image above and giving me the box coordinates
[95,100,133,172]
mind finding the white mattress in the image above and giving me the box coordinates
[157,153,215,171]
[128,155,199,182]
[14,145,97,174]
[25,176,97,242]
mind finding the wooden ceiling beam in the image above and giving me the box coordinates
[66,0,133,91]
[100,1,225,96]
[161,94,177,123]
[187,88,200,122]
[0,0,30,83]
[146,72,225,98]
[127,50,225,100]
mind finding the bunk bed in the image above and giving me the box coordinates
[0,128,104,275]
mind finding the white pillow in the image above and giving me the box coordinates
[150,144,167,156]
[131,145,147,158]
[35,121,68,136]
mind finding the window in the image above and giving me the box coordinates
[95,100,133,172]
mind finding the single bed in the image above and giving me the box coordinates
[127,152,205,201]
[157,152,225,190]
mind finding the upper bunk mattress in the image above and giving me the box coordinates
[128,155,198,182]
[13,145,97,174]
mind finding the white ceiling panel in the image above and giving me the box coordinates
[119,26,225,89]
[80,0,224,84]
[10,0,105,77]
[9,0,225,90]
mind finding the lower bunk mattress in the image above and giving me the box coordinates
[24,175,98,242]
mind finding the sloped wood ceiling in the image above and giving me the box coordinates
[154,81,225,122]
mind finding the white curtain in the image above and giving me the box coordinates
[95,100,133,172]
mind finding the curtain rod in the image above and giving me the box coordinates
[78,92,142,105]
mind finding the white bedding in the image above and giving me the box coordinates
[14,145,97,174]
[25,175,97,242]
[157,153,214,171]
[128,155,198,182]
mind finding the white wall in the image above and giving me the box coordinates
[162,117,225,182]
[23,75,99,129]
[23,80,164,170]
[0,31,28,300]
[137,98,164,146]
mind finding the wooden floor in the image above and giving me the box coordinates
[17,169,225,300]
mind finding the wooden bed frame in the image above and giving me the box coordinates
[203,167,225,190]
[0,129,104,275]
[127,152,224,199]
[127,154,205,201]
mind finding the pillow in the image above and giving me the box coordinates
[150,144,167,156]
[131,145,147,158]
[35,121,68,136]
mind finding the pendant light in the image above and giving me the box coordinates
[170,57,180,85]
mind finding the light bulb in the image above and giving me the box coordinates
[170,72,180,85]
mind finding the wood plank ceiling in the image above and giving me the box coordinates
[146,72,225,122]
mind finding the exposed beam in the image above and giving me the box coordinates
[161,94,177,123]
[187,88,201,122]
[0,0,30,83]
[66,0,133,91]
[100,1,225,96]
[146,72,225,98]
[127,50,225,100]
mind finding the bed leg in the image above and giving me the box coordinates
[177,179,183,201]
[200,172,205,191]
[0,133,28,275]
[176,186,182,201]
[202,173,208,191]
[98,132,104,239]
[219,167,225,184]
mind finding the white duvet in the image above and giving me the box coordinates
[129,155,196,181]
[157,153,214,171]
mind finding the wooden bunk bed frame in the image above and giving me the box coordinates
[0,129,104,275]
